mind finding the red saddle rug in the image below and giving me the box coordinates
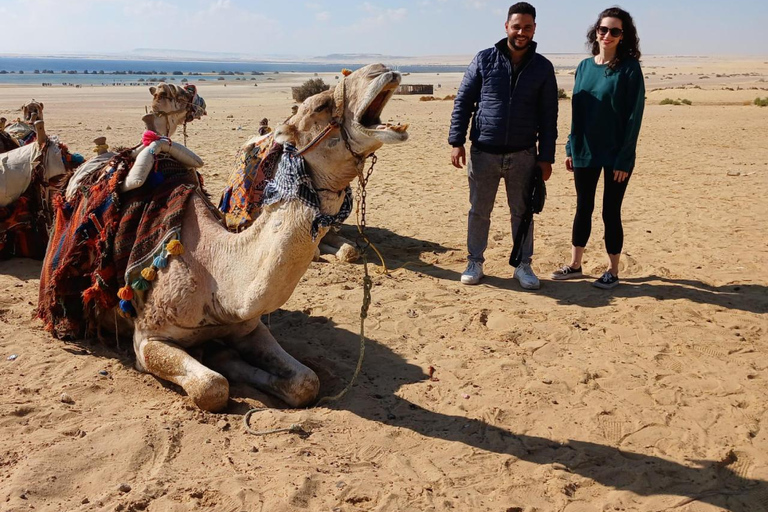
[38,152,202,340]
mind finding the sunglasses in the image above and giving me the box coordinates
[597,26,623,37]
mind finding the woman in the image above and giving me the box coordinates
[552,7,645,289]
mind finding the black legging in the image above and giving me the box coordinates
[571,166,631,255]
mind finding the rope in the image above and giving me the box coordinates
[243,115,377,436]
[243,408,309,436]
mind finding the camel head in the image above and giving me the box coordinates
[142,83,206,137]
[275,64,407,188]
[21,101,44,123]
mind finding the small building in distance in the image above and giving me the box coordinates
[395,84,434,95]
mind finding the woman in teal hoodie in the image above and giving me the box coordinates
[552,7,645,289]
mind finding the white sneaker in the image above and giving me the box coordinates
[461,261,484,285]
[514,262,540,290]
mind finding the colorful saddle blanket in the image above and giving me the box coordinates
[218,134,282,231]
[38,152,201,340]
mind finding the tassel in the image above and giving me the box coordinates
[166,239,184,256]
[119,299,136,317]
[153,254,168,269]
[131,278,151,291]
[142,130,162,146]
[341,68,352,77]
[141,267,157,281]
[117,285,134,301]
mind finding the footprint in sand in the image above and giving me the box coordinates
[654,353,684,372]
[691,344,729,359]
[597,414,625,445]
[721,450,753,481]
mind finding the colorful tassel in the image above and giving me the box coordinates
[141,267,157,281]
[166,239,184,256]
[131,278,151,291]
[341,68,352,77]
[153,254,168,269]
[119,299,136,317]
[117,286,134,301]
[142,130,162,147]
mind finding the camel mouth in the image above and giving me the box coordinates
[353,72,408,143]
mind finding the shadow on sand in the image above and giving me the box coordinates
[267,309,766,511]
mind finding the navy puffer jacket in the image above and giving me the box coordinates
[449,40,558,162]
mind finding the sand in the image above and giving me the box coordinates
[1,56,767,512]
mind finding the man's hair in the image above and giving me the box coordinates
[508,2,536,21]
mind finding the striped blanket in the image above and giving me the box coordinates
[38,152,201,340]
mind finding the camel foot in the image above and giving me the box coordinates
[136,336,230,412]
[335,242,359,263]
[219,322,320,407]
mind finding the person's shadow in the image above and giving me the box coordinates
[264,309,766,511]
[337,225,768,316]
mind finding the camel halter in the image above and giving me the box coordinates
[148,89,205,145]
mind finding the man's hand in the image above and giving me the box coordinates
[451,146,466,169]
[539,161,553,181]
[613,170,629,183]
[565,157,574,172]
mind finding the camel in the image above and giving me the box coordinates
[65,83,207,200]
[112,64,407,411]
[0,119,70,259]
[2,101,45,150]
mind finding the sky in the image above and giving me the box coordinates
[0,0,767,58]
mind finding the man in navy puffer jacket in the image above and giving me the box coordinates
[449,2,558,289]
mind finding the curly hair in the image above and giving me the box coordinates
[587,7,641,71]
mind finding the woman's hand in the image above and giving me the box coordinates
[565,157,573,172]
[613,170,629,183]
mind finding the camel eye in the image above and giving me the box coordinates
[313,104,328,113]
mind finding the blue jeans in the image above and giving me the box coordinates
[467,145,536,265]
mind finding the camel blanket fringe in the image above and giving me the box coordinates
[38,151,201,340]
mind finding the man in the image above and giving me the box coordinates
[449,2,558,289]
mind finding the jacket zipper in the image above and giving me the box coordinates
[506,55,533,147]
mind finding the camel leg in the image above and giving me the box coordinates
[215,322,319,407]
[319,231,359,263]
[134,334,229,412]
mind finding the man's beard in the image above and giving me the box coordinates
[508,36,530,51]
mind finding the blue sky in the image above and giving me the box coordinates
[0,0,766,57]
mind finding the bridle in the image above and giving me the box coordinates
[293,76,368,167]
[149,87,205,144]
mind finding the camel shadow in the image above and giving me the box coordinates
[267,309,766,511]
[0,258,43,281]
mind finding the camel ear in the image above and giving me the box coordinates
[142,113,157,133]
[149,86,157,96]
[273,123,297,146]
[39,103,44,111]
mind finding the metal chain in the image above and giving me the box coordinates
[244,152,378,435]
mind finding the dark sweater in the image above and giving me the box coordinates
[448,39,559,162]
[565,57,645,172]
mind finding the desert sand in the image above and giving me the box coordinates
[1,55,767,512]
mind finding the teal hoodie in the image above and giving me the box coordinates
[565,57,645,172]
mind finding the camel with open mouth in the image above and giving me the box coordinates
[108,64,406,411]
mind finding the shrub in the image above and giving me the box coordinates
[291,78,330,102]
[419,96,436,101]
[659,98,680,105]
[681,99,692,105]
[755,97,768,107]
[442,94,456,100]
[557,88,569,99]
